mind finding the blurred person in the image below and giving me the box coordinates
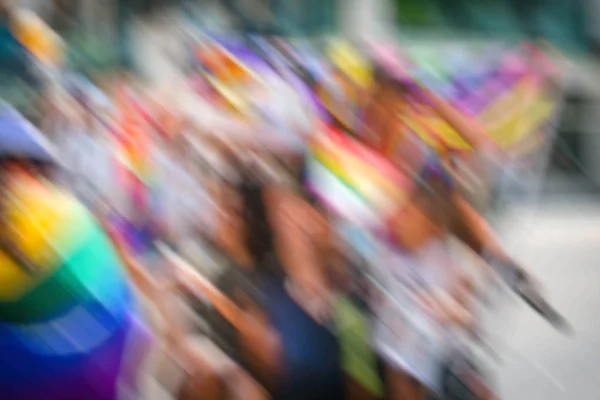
[52,93,120,217]
[127,141,274,400]
[324,238,387,400]
[373,163,479,400]
[361,67,509,254]
[360,59,547,400]
[269,152,336,321]
[185,150,344,400]
[150,119,218,249]
[105,132,268,400]
[0,106,152,400]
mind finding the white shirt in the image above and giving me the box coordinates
[254,73,317,151]
[54,127,124,213]
[152,147,216,243]
[372,238,459,392]
[181,73,316,152]
[54,127,90,194]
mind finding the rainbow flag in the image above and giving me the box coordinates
[398,45,559,155]
[401,76,558,154]
[114,86,153,211]
[0,179,151,399]
[306,124,410,229]
[319,42,559,157]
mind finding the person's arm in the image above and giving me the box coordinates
[451,193,524,275]
[103,218,161,298]
[273,196,330,297]
[161,244,243,327]
[163,245,283,385]
[270,193,335,323]
[451,193,574,333]
[414,269,475,328]
[102,216,197,345]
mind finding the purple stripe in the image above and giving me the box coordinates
[458,70,525,114]
[0,311,151,400]
[458,53,530,114]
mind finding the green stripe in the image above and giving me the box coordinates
[0,196,97,304]
[50,199,100,259]
[334,297,384,397]
[0,218,129,323]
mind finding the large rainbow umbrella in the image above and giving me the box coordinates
[0,109,151,399]
[0,179,151,399]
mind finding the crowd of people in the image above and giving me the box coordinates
[0,8,568,399]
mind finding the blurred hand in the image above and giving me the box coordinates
[420,291,474,328]
[501,259,542,293]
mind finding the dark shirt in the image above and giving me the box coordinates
[186,246,344,399]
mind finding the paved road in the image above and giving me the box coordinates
[490,195,600,399]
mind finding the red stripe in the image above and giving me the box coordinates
[318,123,409,188]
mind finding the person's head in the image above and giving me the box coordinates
[362,67,411,142]
[236,170,274,263]
[373,67,413,106]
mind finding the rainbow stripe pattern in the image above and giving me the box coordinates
[306,124,410,229]
[194,39,270,117]
[0,179,150,399]
[319,41,559,155]
[398,44,559,154]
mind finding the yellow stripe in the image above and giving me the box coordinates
[312,137,406,209]
[491,100,555,148]
[204,74,248,114]
[313,147,403,215]
[479,80,531,123]
[0,182,84,301]
[401,96,555,151]
[401,113,471,151]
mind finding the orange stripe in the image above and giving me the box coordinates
[311,127,409,206]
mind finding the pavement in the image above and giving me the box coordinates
[492,195,600,399]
